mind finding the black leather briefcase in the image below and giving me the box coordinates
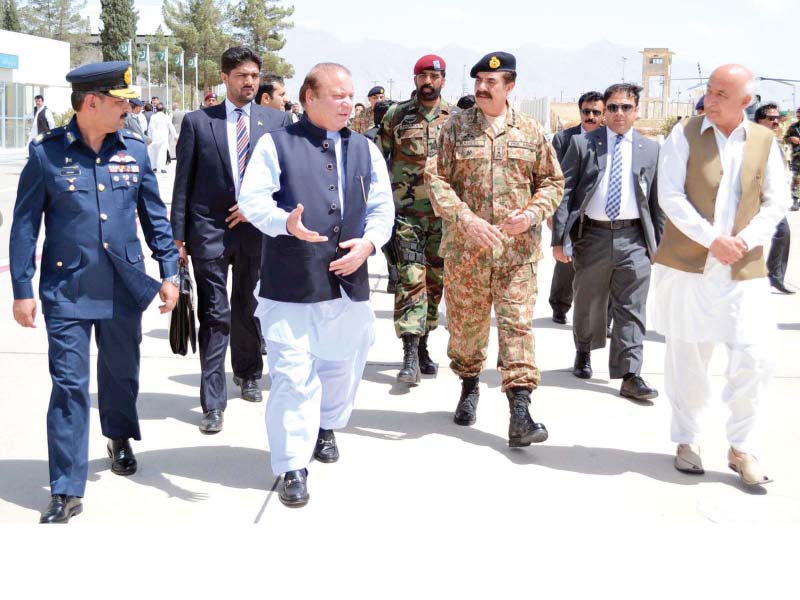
[169,259,197,356]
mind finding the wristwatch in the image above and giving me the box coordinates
[164,274,180,288]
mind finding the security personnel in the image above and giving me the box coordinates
[9,61,180,524]
[425,52,563,446]
[352,85,386,133]
[378,54,450,384]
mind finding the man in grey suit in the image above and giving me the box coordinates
[551,83,663,401]
[548,91,604,324]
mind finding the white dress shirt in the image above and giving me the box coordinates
[238,128,395,360]
[28,105,55,143]
[224,99,251,198]
[651,115,791,343]
[584,127,640,221]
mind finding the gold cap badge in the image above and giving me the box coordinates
[489,56,501,69]
[124,67,131,85]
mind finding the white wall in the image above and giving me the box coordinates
[0,30,72,114]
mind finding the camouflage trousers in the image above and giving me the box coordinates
[393,214,444,336]
[444,259,540,392]
[792,167,800,199]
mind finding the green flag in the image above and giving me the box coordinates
[187,57,195,68]
[137,48,146,61]
[174,54,182,67]
[157,50,165,61]
[119,41,129,55]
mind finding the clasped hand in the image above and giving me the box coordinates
[709,235,747,266]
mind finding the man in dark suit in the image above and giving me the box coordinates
[171,46,292,434]
[548,91,604,324]
[551,83,663,401]
[755,102,794,294]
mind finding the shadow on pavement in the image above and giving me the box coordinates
[344,408,762,493]
[168,372,273,393]
[0,445,275,515]
[778,322,800,330]
[91,392,200,426]
[144,328,169,339]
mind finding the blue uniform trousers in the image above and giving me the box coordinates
[45,312,143,497]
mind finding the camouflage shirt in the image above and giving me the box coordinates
[379,97,451,216]
[351,106,374,134]
[425,106,564,266]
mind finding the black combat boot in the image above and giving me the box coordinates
[507,388,548,447]
[387,264,399,294]
[454,376,480,426]
[417,333,438,375]
[397,334,420,384]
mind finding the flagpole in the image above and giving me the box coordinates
[165,47,170,110]
[194,54,198,109]
[146,44,151,101]
[181,51,185,112]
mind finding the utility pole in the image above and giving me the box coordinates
[387,78,395,99]
[462,64,467,96]
[621,56,628,82]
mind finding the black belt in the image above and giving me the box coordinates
[584,217,640,230]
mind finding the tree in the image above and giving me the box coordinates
[99,0,138,62]
[162,0,231,93]
[19,0,92,66]
[228,0,294,78]
[3,0,23,32]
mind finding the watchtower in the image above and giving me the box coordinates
[640,48,674,119]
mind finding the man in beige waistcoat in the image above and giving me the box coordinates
[653,64,791,486]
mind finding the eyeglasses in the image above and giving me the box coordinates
[581,108,602,117]
[606,103,635,114]
[765,115,781,122]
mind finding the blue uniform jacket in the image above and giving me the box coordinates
[9,117,179,319]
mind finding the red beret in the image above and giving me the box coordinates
[414,54,446,75]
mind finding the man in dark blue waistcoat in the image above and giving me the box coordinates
[238,63,394,508]
[9,61,180,523]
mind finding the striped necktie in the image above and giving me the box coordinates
[605,133,625,220]
[234,108,249,184]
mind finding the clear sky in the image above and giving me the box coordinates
[86,0,796,88]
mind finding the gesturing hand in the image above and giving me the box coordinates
[329,238,375,276]
[287,203,329,242]
[709,235,747,266]
[466,216,504,249]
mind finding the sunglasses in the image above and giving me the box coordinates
[606,103,635,114]
[765,115,780,122]
[581,108,602,117]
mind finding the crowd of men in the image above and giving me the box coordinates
[7,45,796,523]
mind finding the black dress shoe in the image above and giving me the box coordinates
[572,350,592,379]
[260,337,267,355]
[313,428,339,463]
[770,277,796,294]
[200,409,224,434]
[107,438,137,476]
[790,200,800,212]
[279,469,309,507]
[39,494,83,524]
[234,376,262,402]
[620,375,659,401]
[552,311,567,325]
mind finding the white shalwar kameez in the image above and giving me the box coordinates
[238,131,394,476]
[653,115,791,453]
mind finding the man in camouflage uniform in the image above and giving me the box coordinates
[379,54,451,384]
[425,52,564,447]
[783,106,800,211]
[352,85,386,134]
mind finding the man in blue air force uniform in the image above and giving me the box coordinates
[239,63,394,507]
[9,61,180,523]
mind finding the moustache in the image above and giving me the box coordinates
[476,92,492,99]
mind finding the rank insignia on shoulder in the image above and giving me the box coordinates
[35,134,44,142]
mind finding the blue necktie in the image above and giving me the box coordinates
[234,108,249,184]
[605,133,625,220]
